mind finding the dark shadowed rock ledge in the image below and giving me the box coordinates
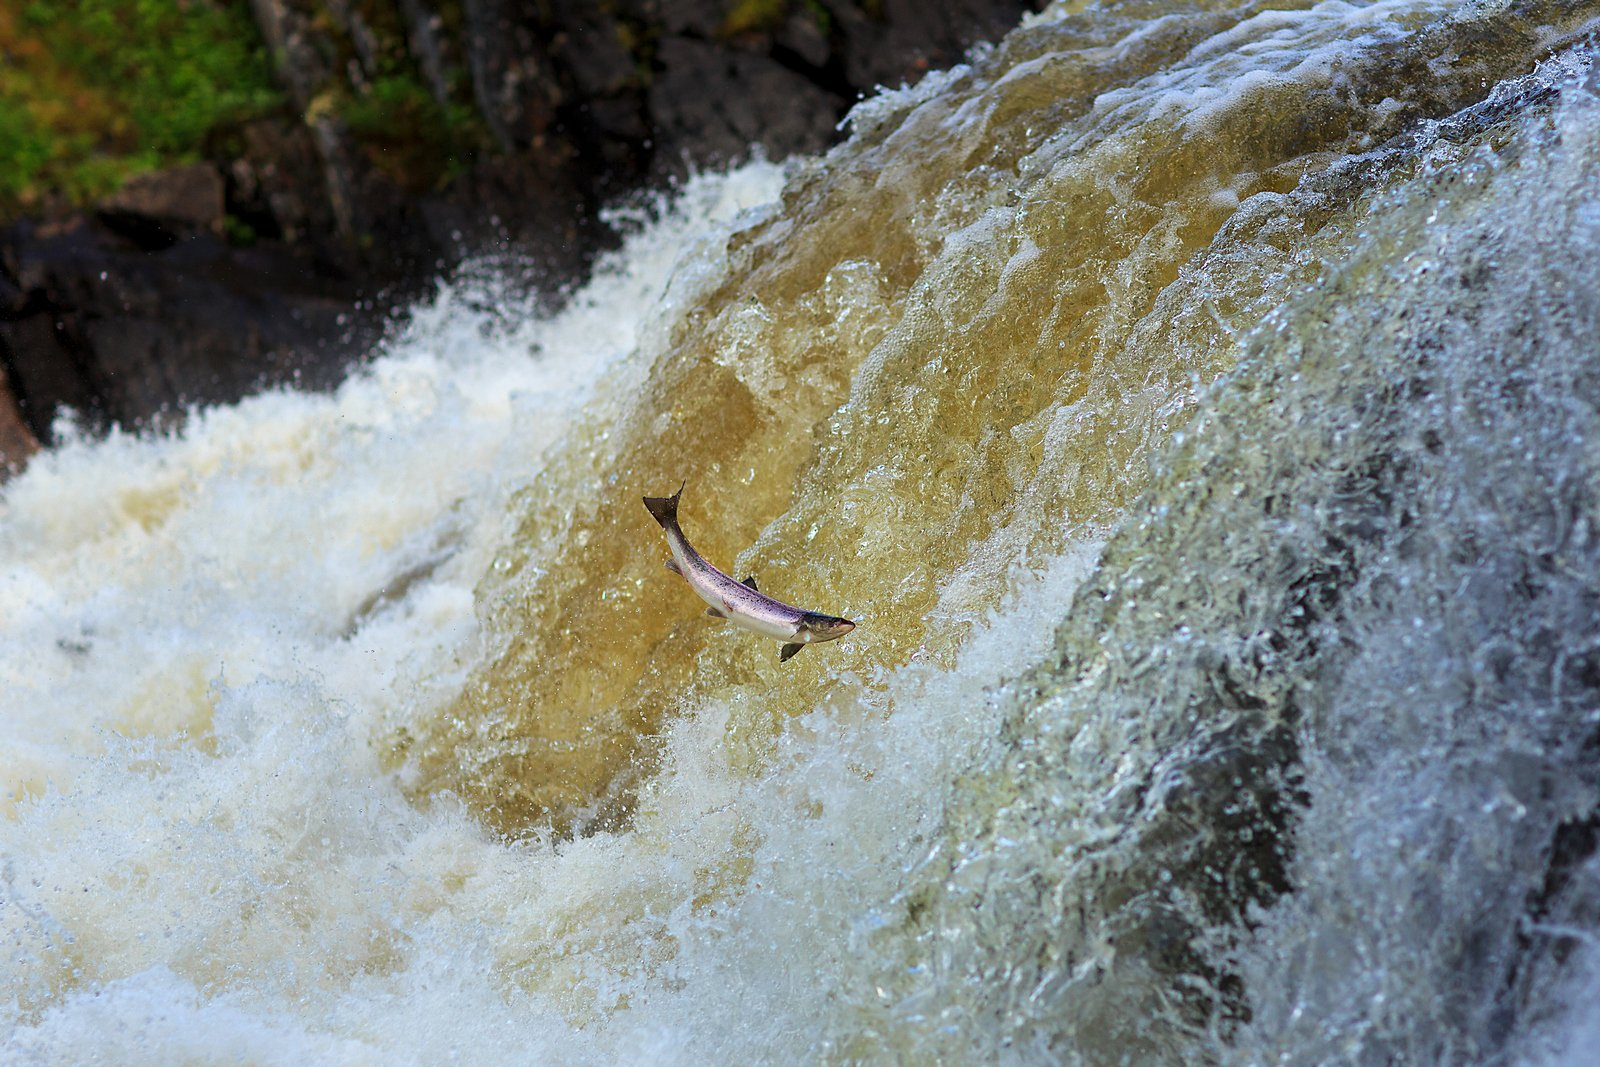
[0,0,1041,479]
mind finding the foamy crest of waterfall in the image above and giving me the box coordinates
[6,0,1600,1063]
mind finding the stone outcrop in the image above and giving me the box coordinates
[99,164,228,241]
[0,213,376,437]
[0,367,37,477]
[0,0,1041,478]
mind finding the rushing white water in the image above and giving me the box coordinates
[0,166,801,1061]
[0,203,1105,1057]
[6,0,1600,1063]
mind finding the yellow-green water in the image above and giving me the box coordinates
[4,0,1600,1061]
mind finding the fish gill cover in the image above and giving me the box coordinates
[4,0,1600,1063]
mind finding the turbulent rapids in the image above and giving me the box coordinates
[6,0,1600,1061]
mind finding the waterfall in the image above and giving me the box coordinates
[4,1,1600,1062]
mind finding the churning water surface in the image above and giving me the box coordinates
[5,0,1600,1063]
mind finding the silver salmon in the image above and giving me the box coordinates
[643,485,855,662]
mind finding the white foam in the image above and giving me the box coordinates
[1079,0,1455,142]
[0,164,796,1059]
[0,154,1106,1063]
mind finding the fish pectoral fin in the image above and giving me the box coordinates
[664,558,682,575]
[741,575,759,591]
[779,642,805,662]
[706,606,727,619]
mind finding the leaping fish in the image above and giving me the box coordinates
[643,485,855,662]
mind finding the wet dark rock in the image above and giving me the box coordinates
[413,149,602,293]
[656,0,725,37]
[0,0,1044,470]
[775,9,831,69]
[0,217,381,441]
[99,164,227,244]
[398,0,453,106]
[0,367,37,479]
[229,119,343,249]
[245,0,333,109]
[547,3,638,100]
[648,36,843,173]
[463,0,562,152]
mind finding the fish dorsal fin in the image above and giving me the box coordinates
[706,606,727,619]
[779,642,805,662]
[665,558,682,576]
[741,575,759,591]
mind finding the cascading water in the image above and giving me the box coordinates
[4,0,1600,1062]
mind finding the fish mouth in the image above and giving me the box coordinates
[802,613,856,639]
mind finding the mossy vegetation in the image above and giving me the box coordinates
[0,0,281,213]
[328,0,493,192]
[0,0,495,216]
[0,0,860,226]
[720,0,834,38]
[340,72,490,191]
[721,0,789,36]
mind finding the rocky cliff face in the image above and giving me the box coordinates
[0,0,1039,474]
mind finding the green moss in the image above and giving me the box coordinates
[719,0,832,41]
[721,0,790,37]
[0,0,282,213]
[222,214,258,247]
[301,0,492,192]
[340,72,491,191]
[802,0,832,36]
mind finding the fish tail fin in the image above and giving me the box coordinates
[642,481,686,529]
